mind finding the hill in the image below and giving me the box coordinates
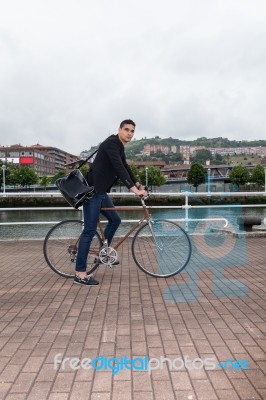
[84,136,266,159]
[125,136,266,149]
[84,136,266,163]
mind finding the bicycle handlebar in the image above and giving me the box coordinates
[140,187,151,204]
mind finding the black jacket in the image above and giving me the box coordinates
[87,134,137,193]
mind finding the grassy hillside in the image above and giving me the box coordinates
[125,137,266,164]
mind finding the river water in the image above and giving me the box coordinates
[0,205,265,240]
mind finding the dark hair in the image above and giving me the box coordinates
[119,119,136,129]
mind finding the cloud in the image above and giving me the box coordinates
[0,0,266,155]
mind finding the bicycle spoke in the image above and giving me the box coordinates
[132,219,192,278]
[43,220,102,278]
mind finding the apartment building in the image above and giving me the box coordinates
[0,144,80,176]
[143,144,178,155]
[209,147,266,156]
[179,145,266,158]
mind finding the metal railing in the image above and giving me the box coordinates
[0,191,265,228]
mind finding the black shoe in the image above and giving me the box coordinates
[74,274,99,286]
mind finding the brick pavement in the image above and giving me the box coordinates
[0,236,266,400]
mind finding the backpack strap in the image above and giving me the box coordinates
[77,148,98,169]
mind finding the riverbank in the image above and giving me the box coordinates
[0,192,265,207]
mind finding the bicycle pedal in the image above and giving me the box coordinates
[107,261,119,268]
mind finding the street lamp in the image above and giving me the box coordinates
[264,167,266,194]
[145,167,148,188]
[207,168,211,194]
[2,165,6,194]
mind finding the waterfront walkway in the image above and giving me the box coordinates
[0,236,266,400]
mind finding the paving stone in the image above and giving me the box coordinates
[0,238,265,400]
[192,379,218,399]
[215,389,240,399]
[9,372,37,393]
[27,381,52,400]
[231,378,262,399]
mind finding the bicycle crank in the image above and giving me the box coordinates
[68,245,77,262]
[99,246,118,268]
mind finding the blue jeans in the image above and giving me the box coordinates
[75,193,121,272]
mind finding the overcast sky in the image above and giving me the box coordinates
[0,0,265,155]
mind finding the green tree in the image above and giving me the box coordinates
[80,164,90,179]
[187,162,206,191]
[171,152,183,163]
[8,166,18,187]
[212,153,224,164]
[50,170,66,184]
[192,149,213,164]
[40,176,51,190]
[0,161,18,188]
[138,166,166,189]
[129,165,141,182]
[20,166,39,187]
[115,165,141,191]
[0,162,5,190]
[9,166,39,188]
[229,165,250,189]
[250,164,265,189]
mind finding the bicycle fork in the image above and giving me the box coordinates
[147,219,163,251]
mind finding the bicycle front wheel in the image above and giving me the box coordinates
[43,220,102,278]
[132,219,192,278]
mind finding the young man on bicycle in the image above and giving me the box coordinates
[74,119,148,286]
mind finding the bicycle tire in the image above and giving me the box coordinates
[132,219,192,278]
[43,220,102,278]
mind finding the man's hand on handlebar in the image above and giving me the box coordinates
[131,184,149,198]
[138,188,149,198]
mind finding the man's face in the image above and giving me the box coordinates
[118,124,135,145]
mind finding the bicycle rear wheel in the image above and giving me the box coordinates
[43,220,102,278]
[132,219,192,278]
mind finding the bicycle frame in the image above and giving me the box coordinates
[43,195,192,279]
[98,197,151,250]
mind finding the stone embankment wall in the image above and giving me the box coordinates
[0,194,265,207]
